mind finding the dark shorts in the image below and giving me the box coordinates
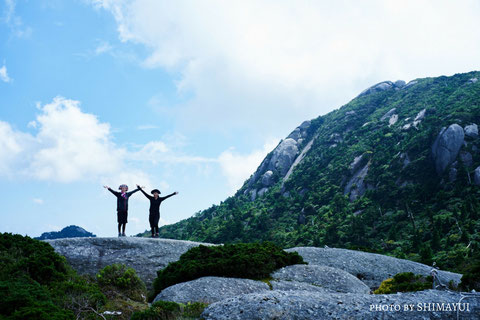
[117,210,128,224]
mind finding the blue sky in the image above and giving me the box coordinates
[1,0,480,237]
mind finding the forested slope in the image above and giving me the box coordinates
[158,71,480,273]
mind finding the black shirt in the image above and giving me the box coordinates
[138,187,175,215]
[107,188,139,212]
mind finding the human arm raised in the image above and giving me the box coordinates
[161,191,178,201]
[136,184,153,199]
[104,185,119,196]
[127,187,141,197]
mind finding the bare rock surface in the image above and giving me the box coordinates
[269,280,331,293]
[272,264,370,294]
[432,124,465,174]
[202,290,480,320]
[465,123,478,138]
[46,237,213,289]
[153,276,269,304]
[286,247,462,289]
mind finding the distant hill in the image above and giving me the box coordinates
[36,225,96,240]
[159,71,480,273]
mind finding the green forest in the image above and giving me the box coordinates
[155,71,480,275]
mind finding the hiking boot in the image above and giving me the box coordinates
[122,233,126,237]
[155,233,159,238]
[118,232,122,237]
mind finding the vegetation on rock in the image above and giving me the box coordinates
[152,242,305,300]
[96,264,148,318]
[374,272,433,294]
[459,261,480,292]
[131,301,207,320]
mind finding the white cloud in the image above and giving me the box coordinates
[29,97,125,182]
[91,0,480,136]
[2,0,32,37]
[0,97,219,188]
[0,64,11,82]
[33,198,44,204]
[137,124,158,130]
[129,139,216,165]
[0,96,149,184]
[218,138,279,192]
[94,41,113,55]
[0,121,31,177]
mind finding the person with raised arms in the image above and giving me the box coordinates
[104,184,140,237]
[136,184,178,238]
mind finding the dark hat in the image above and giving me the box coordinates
[151,189,161,194]
[118,184,128,191]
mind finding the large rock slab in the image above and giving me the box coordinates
[153,276,269,304]
[202,290,480,320]
[286,247,462,289]
[432,124,465,174]
[269,138,299,176]
[46,237,213,289]
[272,264,370,294]
[270,280,331,293]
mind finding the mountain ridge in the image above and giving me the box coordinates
[157,71,480,273]
[35,225,96,240]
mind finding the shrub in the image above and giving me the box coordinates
[374,272,433,294]
[97,264,145,290]
[0,233,68,284]
[131,301,207,320]
[459,261,480,292]
[152,242,305,300]
[0,233,106,320]
[0,277,73,320]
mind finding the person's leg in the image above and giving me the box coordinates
[149,214,155,237]
[122,223,126,236]
[118,223,121,236]
[154,215,160,237]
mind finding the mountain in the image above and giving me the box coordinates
[36,225,96,240]
[158,71,480,273]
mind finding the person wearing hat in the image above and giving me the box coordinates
[136,184,178,238]
[104,184,140,237]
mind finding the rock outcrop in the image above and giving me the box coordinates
[344,158,371,202]
[286,247,462,289]
[272,265,370,294]
[432,124,465,174]
[202,290,479,320]
[246,120,314,197]
[46,237,213,289]
[270,138,299,176]
[474,166,480,186]
[358,80,405,97]
[380,108,396,121]
[153,276,269,304]
[464,123,478,138]
[261,170,274,186]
